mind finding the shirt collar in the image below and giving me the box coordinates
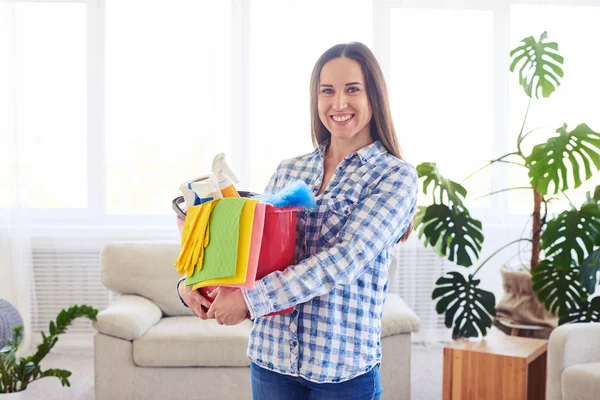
[316,139,386,163]
[356,140,386,163]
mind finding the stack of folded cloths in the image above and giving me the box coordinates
[174,197,266,290]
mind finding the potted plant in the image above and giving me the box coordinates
[415,31,600,339]
[0,305,98,397]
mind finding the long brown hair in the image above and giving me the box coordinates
[309,42,414,242]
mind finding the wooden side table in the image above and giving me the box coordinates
[443,334,547,400]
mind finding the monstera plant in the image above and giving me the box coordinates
[416,32,600,339]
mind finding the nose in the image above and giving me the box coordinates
[333,91,348,111]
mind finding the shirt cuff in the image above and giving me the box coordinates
[241,280,271,319]
[177,276,189,308]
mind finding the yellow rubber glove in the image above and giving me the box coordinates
[174,200,219,276]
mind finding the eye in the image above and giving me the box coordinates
[347,86,360,93]
[321,88,334,94]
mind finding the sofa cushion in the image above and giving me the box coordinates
[101,243,194,317]
[133,317,253,367]
[562,362,600,400]
[93,295,162,340]
[381,294,420,338]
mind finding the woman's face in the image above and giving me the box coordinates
[317,57,372,144]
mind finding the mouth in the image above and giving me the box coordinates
[330,114,355,125]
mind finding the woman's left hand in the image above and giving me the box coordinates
[206,287,249,326]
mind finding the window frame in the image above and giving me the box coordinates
[8,0,598,230]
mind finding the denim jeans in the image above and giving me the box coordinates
[250,362,383,400]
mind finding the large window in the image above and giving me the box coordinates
[508,4,600,215]
[3,0,598,224]
[248,0,372,192]
[105,0,232,215]
[4,2,87,209]
[389,8,495,209]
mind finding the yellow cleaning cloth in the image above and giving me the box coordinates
[192,199,258,289]
[174,199,219,277]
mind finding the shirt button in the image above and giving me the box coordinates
[291,340,297,347]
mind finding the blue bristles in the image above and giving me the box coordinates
[257,180,317,210]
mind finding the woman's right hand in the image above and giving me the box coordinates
[178,280,213,320]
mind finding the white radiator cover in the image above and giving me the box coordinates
[389,240,449,334]
[30,237,114,335]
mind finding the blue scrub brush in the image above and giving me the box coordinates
[257,180,317,210]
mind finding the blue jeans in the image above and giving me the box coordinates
[250,362,383,400]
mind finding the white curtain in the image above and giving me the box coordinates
[0,0,35,352]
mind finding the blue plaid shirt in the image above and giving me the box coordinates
[241,140,418,383]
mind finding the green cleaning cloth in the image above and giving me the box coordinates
[186,198,247,286]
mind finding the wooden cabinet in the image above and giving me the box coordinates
[443,334,547,400]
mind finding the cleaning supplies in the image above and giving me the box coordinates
[179,172,222,208]
[192,199,259,289]
[174,199,219,277]
[179,181,196,209]
[185,198,248,285]
[190,180,220,205]
[178,152,239,206]
[257,180,317,209]
[212,153,240,197]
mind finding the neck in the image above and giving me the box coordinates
[326,134,374,165]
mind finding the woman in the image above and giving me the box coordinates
[178,42,417,400]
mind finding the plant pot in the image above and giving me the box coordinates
[493,265,558,339]
[0,391,27,400]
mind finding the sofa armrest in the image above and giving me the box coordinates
[93,295,162,341]
[547,323,600,400]
[381,293,420,338]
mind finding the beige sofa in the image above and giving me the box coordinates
[93,242,420,400]
[547,323,600,400]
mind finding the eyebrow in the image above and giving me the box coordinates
[319,82,363,87]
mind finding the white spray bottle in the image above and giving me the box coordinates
[190,180,220,205]
[212,153,240,198]
[179,172,222,208]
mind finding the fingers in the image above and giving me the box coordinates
[184,289,211,320]
[191,302,208,320]
[190,289,213,311]
[207,306,216,320]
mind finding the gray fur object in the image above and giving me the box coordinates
[0,299,23,349]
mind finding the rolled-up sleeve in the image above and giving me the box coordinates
[242,165,418,319]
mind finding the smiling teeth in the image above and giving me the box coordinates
[333,115,352,122]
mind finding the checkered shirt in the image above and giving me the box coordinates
[241,140,418,383]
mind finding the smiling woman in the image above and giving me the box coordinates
[193,42,419,400]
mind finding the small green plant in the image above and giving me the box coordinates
[0,305,98,393]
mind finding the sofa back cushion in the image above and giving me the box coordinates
[101,242,194,317]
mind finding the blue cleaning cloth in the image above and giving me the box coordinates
[257,180,317,210]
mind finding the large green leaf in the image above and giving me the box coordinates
[509,31,564,98]
[416,204,483,267]
[559,297,600,324]
[416,162,467,207]
[432,272,496,338]
[542,203,600,268]
[532,260,586,315]
[526,123,600,195]
[579,248,600,294]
